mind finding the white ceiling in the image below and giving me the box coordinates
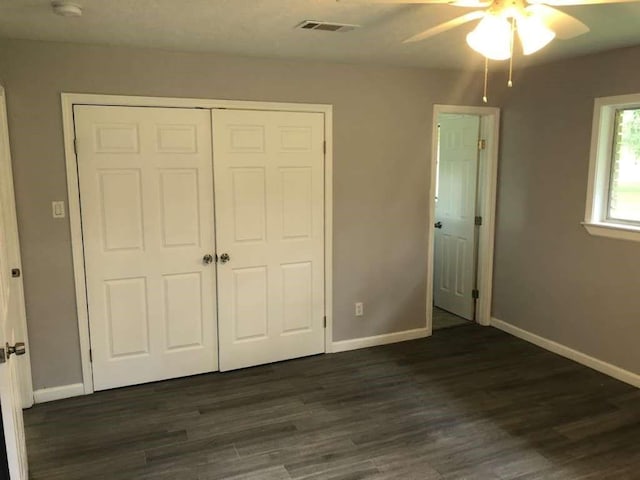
[0,0,639,70]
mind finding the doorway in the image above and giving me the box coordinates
[427,105,500,333]
[65,95,333,394]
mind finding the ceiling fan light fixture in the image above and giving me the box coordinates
[517,14,556,55]
[51,1,83,17]
[466,14,511,61]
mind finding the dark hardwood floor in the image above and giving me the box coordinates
[432,307,470,331]
[25,324,640,479]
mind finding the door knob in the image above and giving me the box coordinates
[203,254,214,265]
[6,342,26,358]
[219,253,230,264]
[434,221,443,229]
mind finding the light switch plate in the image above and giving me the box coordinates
[52,201,65,219]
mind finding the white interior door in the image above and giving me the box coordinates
[434,114,480,320]
[75,106,218,391]
[0,88,28,480]
[213,109,325,371]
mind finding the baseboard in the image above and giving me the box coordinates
[331,327,429,353]
[491,317,640,388]
[33,383,85,403]
[31,331,428,400]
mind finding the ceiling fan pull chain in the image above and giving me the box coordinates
[482,56,488,104]
[508,17,515,88]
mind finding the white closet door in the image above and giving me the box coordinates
[75,106,218,390]
[213,109,325,371]
[434,114,480,320]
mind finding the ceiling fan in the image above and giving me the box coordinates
[338,0,638,100]
[340,0,637,57]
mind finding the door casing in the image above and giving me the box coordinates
[427,104,500,332]
[61,93,334,396]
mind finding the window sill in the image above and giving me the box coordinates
[582,221,640,243]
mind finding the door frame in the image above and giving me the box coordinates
[61,93,334,395]
[0,86,34,409]
[426,104,500,332]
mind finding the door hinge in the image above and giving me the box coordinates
[472,289,479,299]
[474,216,483,226]
[0,347,5,364]
[478,139,486,150]
[89,349,92,362]
[323,141,326,155]
[73,138,78,156]
[323,316,327,328]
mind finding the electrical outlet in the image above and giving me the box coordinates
[355,302,364,317]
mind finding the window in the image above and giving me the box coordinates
[584,94,640,242]
[608,109,640,223]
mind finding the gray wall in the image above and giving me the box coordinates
[492,45,640,375]
[0,39,482,390]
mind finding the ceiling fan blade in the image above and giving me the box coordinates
[402,11,485,43]
[449,0,493,5]
[336,0,490,5]
[336,0,454,3]
[525,4,590,39]
[529,0,638,5]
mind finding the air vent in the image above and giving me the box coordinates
[296,20,359,33]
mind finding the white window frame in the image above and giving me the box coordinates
[584,93,640,242]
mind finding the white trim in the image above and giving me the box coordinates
[427,105,500,332]
[331,328,429,353]
[33,383,85,404]
[582,221,640,242]
[62,93,329,113]
[0,87,34,408]
[61,93,333,395]
[324,108,334,353]
[584,93,640,242]
[491,317,640,388]
[61,96,94,394]
[476,112,500,327]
